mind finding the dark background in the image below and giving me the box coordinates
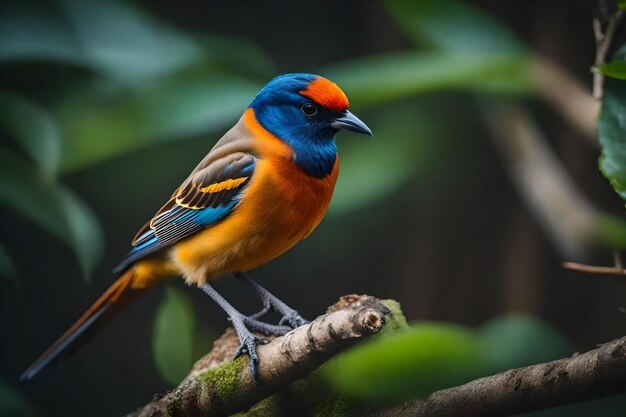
[2,1,626,415]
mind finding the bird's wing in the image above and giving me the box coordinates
[113,152,255,275]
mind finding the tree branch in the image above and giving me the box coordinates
[131,295,391,417]
[404,335,626,417]
[593,2,624,99]
[562,260,626,276]
[129,295,626,417]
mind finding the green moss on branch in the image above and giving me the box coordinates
[133,295,394,417]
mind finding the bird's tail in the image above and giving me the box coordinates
[20,269,145,381]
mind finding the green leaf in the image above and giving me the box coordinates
[325,51,532,109]
[594,214,626,248]
[0,149,103,276]
[0,91,62,178]
[600,45,626,80]
[619,0,626,10]
[0,3,81,65]
[0,1,273,83]
[195,35,276,79]
[326,322,485,403]
[57,0,203,84]
[599,59,626,80]
[0,380,36,417]
[56,75,262,172]
[153,286,195,386]
[479,314,573,373]
[0,0,200,82]
[363,0,531,105]
[385,0,526,54]
[0,241,17,283]
[599,79,626,200]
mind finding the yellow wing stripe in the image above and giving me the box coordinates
[199,177,248,194]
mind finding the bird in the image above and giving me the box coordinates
[21,73,372,382]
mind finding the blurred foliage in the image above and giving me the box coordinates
[479,313,574,373]
[0,0,534,276]
[0,0,271,277]
[330,99,451,215]
[1,0,623,416]
[0,148,103,277]
[599,76,626,201]
[323,312,572,405]
[385,0,526,54]
[152,286,195,386]
[0,91,61,178]
[326,51,530,108]
[0,380,36,417]
[57,76,261,172]
[0,241,17,283]
[327,0,532,107]
[326,322,485,403]
[327,0,532,214]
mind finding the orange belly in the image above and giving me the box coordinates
[170,156,339,286]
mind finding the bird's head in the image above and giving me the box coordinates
[248,73,371,178]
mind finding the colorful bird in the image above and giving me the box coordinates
[21,73,372,381]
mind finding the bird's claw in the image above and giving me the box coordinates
[233,334,267,359]
[233,334,266,382]
[279,311,309,329]
[243,317,291,336]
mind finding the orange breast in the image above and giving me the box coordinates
[171,109,339,286]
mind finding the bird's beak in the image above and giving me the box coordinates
[331,110,372,136]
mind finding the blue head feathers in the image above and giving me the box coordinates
[249,73,370,178]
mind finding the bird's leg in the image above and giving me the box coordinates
[201,283,289,381]
[248,299,272,320]
[233,272,309,329]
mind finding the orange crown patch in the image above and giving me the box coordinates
[300,77,349,112]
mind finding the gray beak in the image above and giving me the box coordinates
[330,110,372,136]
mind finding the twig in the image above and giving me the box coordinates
[593,4,623,99]
[563,261,626,276]
[402,335,626,417]
[131,295,391,417]
[561,250,626,276]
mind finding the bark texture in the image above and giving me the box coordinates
[132,295,391,417]
[130,296,626,417]
[405,336,626,416]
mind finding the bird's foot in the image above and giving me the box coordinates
[243,316,291,336]
[230,315,291,382]
[202,283,278,382]
[278,310,309,329]
[233,331,266,382]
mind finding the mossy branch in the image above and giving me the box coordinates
[130,295,392,417]
[129,296,626,417]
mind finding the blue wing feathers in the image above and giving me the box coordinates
[112,201,239,276]
[112,156,254,276]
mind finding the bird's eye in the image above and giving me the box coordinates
[301,102,318,117]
